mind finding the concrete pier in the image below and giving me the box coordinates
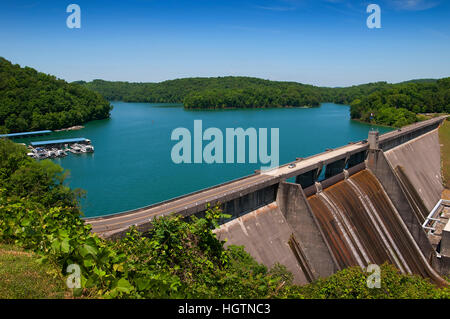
[214,203,311,285]
[366,148,436,263]
[276,181,338,277]
[384,130,443,212]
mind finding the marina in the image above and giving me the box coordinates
[25,137,94,160]
[0,130,96,160]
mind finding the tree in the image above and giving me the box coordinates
[0,57,112,133]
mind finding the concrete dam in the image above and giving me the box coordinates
[85,116,450,285]
[308,170,441,280]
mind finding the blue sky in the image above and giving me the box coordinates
[0,0,449,86]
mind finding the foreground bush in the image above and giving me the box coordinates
[0,188,295,298]
[282,264,449,299]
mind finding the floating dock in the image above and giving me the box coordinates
[30,138,88,147]
[0,130,52,139]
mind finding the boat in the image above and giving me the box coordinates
[31,147,49,160]
[82,144,94,153]
[70,144,82,154]
[35,151,49,160]
[56,149,67,157]
[48,149,58,158]
[74,143,94,153]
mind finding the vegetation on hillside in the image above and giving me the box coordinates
[349,78,450,127]
[0,54,447,130]
[0,57,112,134]
[80,77,450,127]
[0,243,69,299]
[285,263,449,299]
[0,137,448,299]
[78,77,323,108]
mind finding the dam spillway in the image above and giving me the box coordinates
[308,170,429,277]
[216,168,448,286]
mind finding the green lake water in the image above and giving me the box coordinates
[17,102,393,217]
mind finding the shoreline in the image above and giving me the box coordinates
[54,125,85,132]
[350,118,396,129]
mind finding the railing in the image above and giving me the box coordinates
[422,199,450,235]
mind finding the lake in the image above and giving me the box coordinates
[18,102,392,217]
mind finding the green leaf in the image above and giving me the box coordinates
[116,278,134,294]
[20,218,31,227]
[51,239,61,252]
[72,287,83,297]
[61,238,70,253]
[135,278,151,291]
[113,263,124,272]
[80,244,98,257]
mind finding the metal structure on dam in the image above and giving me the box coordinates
[85,115,450,285]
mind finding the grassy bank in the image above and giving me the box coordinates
[0,243,69,299]
[439,118,450,190]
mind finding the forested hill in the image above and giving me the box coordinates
[0,57,112,133]
[1,54,446,130]
[77,77,324,108]
[348,78,450,126]
[79,76,450,127]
